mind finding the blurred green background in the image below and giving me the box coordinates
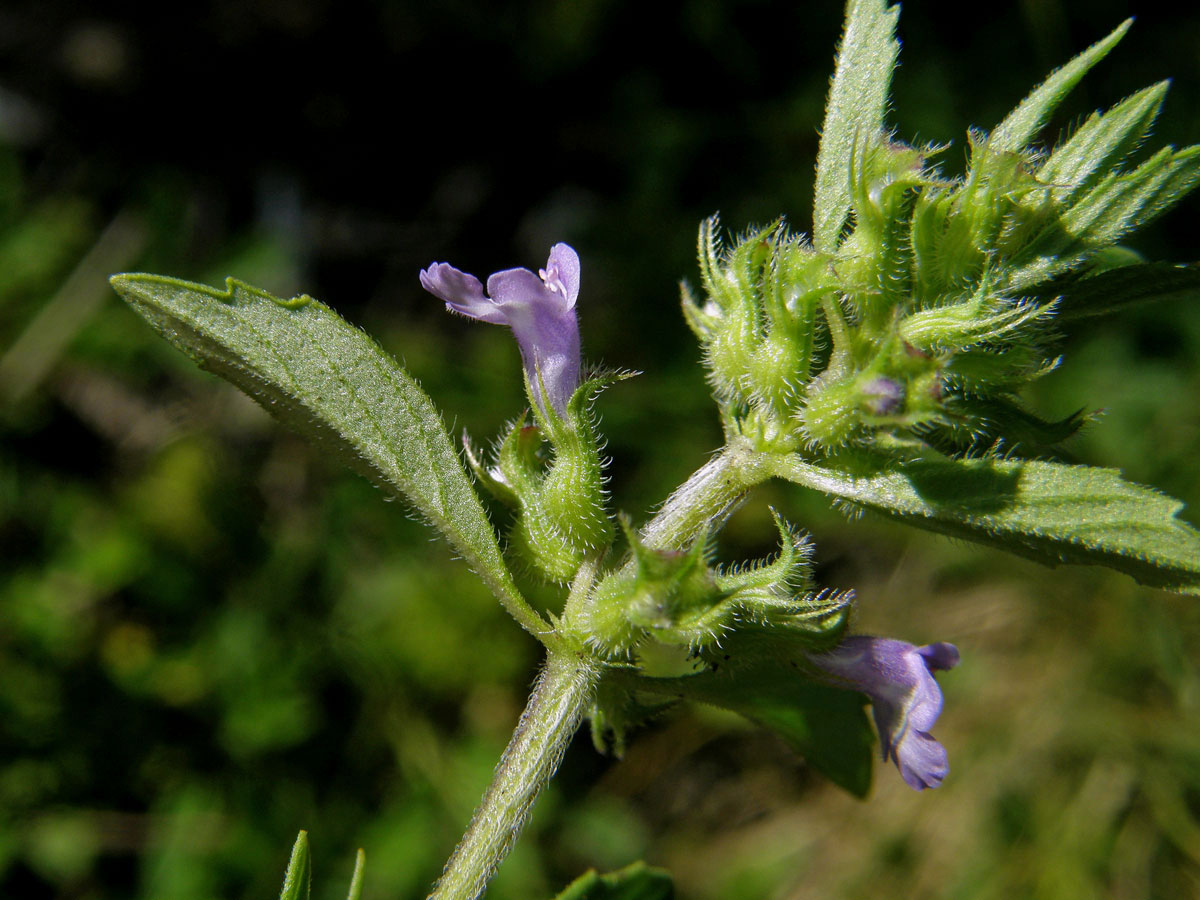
[2,0,1200,897]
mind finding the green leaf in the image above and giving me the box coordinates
[1038,81,1168,204]
[345,849,366,900]
[1007,146,1200,290]
[278,831,311,900]
[990,19,1131,153]
[1063,144,1200,247]
[633,655,875,798]
[1041,262,1200,322]
[552,862,675,900]
[813,0,900,251]
[111,274,547,640]
[770,454,1200,595]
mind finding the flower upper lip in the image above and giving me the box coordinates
[420,243,582,416]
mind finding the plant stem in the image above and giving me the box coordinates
[427,651,600,900]
[639,437,772,549]
[428,440,772,898]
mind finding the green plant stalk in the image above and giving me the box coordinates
[639,436,773,550]
[430,439,774,899]
[427,650,601,900]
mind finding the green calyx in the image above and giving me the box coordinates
[579,513,846,659]
[466,372,623,582]
[682,218,835,452]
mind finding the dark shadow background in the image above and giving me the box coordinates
[2,1,1200,898]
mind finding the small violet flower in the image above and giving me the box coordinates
[861,375,905,416]
[807,636,960,790]
[420,243,582,417]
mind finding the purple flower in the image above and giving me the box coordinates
[807,636,960,790]
[419,243,582,416]
[861,376,905,416]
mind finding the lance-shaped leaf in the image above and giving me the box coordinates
[345,849,366,900]
[1062,145,1200,247]
[111,274,546,639]
[813,0,900,251]
[1035,261,1200,322]
[990,19,1131,152]
[552,862,675,900]
[769,454,1200,595]
[1037,81,1168,204]
[278,832,312,900]
[1009,147,1200,291]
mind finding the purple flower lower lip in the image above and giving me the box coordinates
[807,635,960,790]
[419,243,582,416]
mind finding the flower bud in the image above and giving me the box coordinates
[861,376,905,416]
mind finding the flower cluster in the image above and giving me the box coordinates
[420,243,962,792]
[581,513,846,658]
[684,35,1199,459]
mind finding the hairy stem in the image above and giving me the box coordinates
[639,436,773,549]
[427,651,600,900]
[428,439,772,898]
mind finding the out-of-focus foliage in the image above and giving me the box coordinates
[1,1,1199,899]
[274,832,365,900]
[552,862,674,899]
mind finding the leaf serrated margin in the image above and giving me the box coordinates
[770,453,1200,595]
[111,273,554,644]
